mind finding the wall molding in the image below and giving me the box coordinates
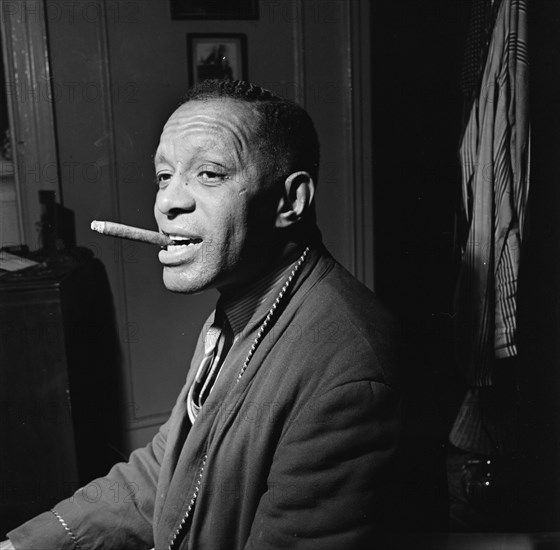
[1,0,60,247]
[299,0,374,289]
[292,0,305,106]
[347,0,375,289]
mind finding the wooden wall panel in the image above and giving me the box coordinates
[43,0,372,452]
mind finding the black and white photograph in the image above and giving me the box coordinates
[170,0,258,20]
[0,1,558,549]
[187,34,247,85]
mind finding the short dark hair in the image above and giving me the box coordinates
[181,80,320,185]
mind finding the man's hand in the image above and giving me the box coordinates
[0,540,14,550]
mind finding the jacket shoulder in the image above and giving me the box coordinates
[300,258,401,389]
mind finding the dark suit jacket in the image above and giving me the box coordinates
[9,245,402,549]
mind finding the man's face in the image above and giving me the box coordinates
[154,99,277,293]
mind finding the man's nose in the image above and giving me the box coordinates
[155,175,196,218]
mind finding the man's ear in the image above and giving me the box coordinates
[275,171,315,229]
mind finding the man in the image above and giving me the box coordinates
[3,80,401,549]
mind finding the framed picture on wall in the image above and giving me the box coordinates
[187,34,248,85]
[170,0,258,20]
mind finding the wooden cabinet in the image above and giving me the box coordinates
[0,252,124,535]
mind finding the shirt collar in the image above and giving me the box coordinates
[218,250,304,336]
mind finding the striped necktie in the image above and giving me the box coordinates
[187,310,226,423]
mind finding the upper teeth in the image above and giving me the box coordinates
[169,235,192,241]
[166,235,200,247]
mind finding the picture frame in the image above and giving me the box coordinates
[187,34,248,85]
[170,0,258,20]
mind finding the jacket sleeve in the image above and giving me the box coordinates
[245,380,401,550]
[6,418,170,550]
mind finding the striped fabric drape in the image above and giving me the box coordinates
[455,0,529,387]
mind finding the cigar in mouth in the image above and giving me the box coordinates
[91,220,173,247]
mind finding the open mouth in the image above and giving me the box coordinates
[163,234,203,250]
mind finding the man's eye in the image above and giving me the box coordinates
[155,173,171,186]
[198,171,227,183]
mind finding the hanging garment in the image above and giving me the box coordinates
[455,0,529,387]
[460,0,495,103]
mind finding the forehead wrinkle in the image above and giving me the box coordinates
[162,112,255,160]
